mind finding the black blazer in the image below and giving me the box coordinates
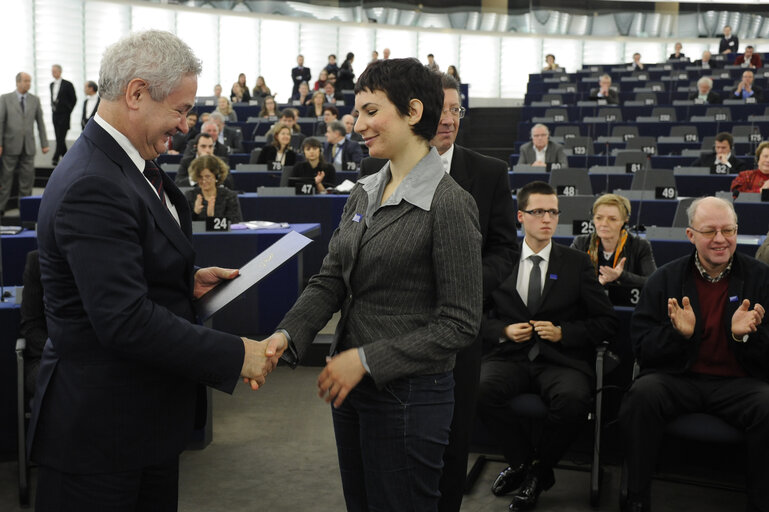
[719,35,739,54]
[31,120,244,473]
[257,145,297,166]
[733,85,764,103]
[20,250,47,397]
[692,59,722,69]
[589,88,619,105]
[688,91,722,104]
[292,161,336,188]
[50,79,76,127]
[482,243,618,377]
[81,96,100,129]
[185,186,242,224]
[360,144,518,298]
[691,152,748,173]
[571,232,657,288]
[323,139,362,170]
[222,125,243,153]
[291,66,312,95]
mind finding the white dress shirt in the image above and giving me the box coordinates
[439,144,455,173]
[516,239,552,307]
[52,78,61,103]
[84,93,98,120]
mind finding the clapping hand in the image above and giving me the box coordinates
[318,348,366,408]
[668,296,695,339]
[731,299,765,337]
[598,257,626,285]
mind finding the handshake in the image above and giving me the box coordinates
[240,332,288,390]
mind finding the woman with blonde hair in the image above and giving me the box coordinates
[571,193,656,287]
[252,75,272,103]
[215,96,237,122]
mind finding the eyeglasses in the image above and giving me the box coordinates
[688,225,738,238]
[442,106,466,119]
[197,174,217,182]
[521,208,561,218]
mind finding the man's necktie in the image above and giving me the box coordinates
[143,160,166,206]
[332,144,339,160]
[20,96,25,113]
[527,254,543,313]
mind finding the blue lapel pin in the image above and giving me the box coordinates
[352,213,362,223]
[729,295,738,303]
[549,274,558,280]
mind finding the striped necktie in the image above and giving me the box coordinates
[143,160,166,206]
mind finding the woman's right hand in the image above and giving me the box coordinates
[314,170,325,185]
[194,194,204,214]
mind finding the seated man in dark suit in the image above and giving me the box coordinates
[692,132,748,173]
[516,124,568,168]
[692,50,722,70]
[733,69,764,103]
[620,196,769,512]
[20,250,46,398]
[323,120,362,171]
[323,82,344,104]
[314,105,339,136]
[688,76,722,104]
[735,45,762,69]
[209,111,243,153]
[477,181,617,511]
[589,74,619,105]
[176,133,231,189]
[182,120,229,160]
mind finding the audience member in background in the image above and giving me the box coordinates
[327,72,338,88]
[213,83,222,98]
[756,224,769,264]
[324,54,339,76]
[81,80,100,130]
[735,45,762,69]
[169,110,199,153]
[177,132,230,187]
[693,132,747,172]
[0,72,49,215]
[200,111,210,124]
[370,50,379,63]
[590,74,619,104]
[186,154,242,224]
[257,122,297,168]
[427,53,440,72]
[342,113,363,142]
[382,47,391,59]
[571,194,656,290]
[314,105,339,136]
[291,137,336,192]
[209,111,243,153]
[252,75,272,104]
[337,52,356,91]
[517,123,568,168]
[231,73,252,103]
[447,65,461,83]
[268,58,482,512]
[693,50,720,69]
[620,196,769,512]
[542,54,560,71]
[215,96,237,122]
[733,69,764,102]
[478,181,617,512]
[668,42,687,61]
[731,141,769,195]
[309,91,326,119]
[260,95,279,119]
[719,25,739,54]
[50,64,76,165]
[291,54,311,98]
[292,81,312,105]
[268,108,306,148]
[314,69,328,91]
[324,119,362,170]
[21,249,46,398]
[323,82,344,104]
[688,76,722,104]
[630,52,645,71]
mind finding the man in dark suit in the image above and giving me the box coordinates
[688,76,722,104]
[20,250,46,398]
[516,124,568,168]
[324,120,362,170]
[323,82,344,104]
[733,69,764,102]
[692,132,748,173]
[30,30,281,510]
[477,181,617,511]
[0,72,49,215]
[719,25,738,54]
[176,132,231,188]
[81,80,100,129]
[692,50,722,70]
[50,64,76,165]
[209,111,243,153]
[291,54,311,97]
[182,120,229,159]
[589,74,619,105]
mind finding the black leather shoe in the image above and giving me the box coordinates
[491,464,528,496]
[509,467,555,511]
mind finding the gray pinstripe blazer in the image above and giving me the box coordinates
[279,158,483,386]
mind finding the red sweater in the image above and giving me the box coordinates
[691,269,747,377]
[731,168,769,194]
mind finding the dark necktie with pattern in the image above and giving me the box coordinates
[143,160,166,206]
[20,95,25,113]
[527,254,543,362]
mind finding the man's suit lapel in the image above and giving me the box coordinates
[449,145,473,193]
[539,244,564,308]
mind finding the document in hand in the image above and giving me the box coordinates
[194,230,313,321]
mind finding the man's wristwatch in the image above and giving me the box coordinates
[731,332,749,343]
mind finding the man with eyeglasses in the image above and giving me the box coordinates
[620,196,769,512]
[517,124,568,168]
[477,181,616,511]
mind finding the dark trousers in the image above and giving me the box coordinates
[331,372,454,512]
[620,372,769,512]
[52,120,69,160]
[35,456,180,511]
[477,358,591,471]
[438,337,481,512]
